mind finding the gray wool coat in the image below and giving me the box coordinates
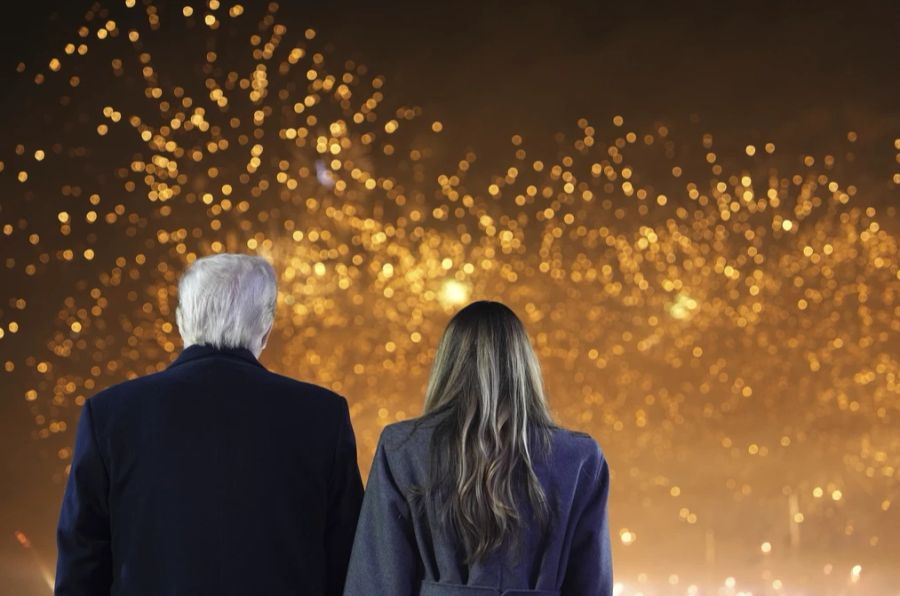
[343,417,613,596]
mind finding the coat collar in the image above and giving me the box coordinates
[168,343,265,370]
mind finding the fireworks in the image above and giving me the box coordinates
[0,2,897,593]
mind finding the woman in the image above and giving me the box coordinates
[344,301,612,595]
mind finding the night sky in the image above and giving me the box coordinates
[1,1,898,594]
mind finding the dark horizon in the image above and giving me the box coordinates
[3,0,899,138]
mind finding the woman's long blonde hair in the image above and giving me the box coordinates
[423,300,554,562]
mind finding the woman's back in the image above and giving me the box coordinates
[344,417,612,595]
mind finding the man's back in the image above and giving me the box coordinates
[56,344,364,596]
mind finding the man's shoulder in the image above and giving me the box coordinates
[88,368,169,408]
[261,370,348,408]
[88,364,347,414]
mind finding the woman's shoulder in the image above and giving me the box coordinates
[372,416,442,483]
[378,415,440,452]
[548,426,607,469]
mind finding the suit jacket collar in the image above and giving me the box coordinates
[168,344,265,370]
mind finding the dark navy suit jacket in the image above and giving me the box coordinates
[55,344,364,596]
[344,417,613,596]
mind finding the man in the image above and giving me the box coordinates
[55,253,364,595]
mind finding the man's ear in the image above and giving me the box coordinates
[259,324,273,352]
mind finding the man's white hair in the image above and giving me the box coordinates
[176,253,277,356]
